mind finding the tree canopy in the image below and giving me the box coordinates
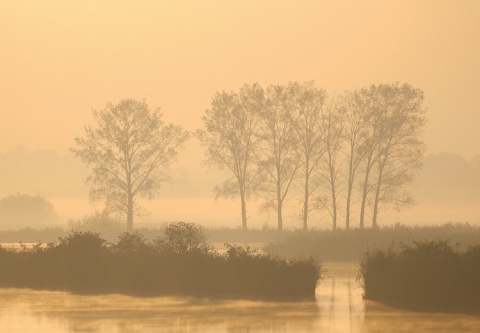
[71,99,189,231]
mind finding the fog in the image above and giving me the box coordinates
[0,2,479,331]
[1,1,479,230]
[0,149,478,229]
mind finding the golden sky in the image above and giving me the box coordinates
[1,0,479,159]
[0,1,480,228]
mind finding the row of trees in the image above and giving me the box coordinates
[71,82,426,232]
[197,82,426,231]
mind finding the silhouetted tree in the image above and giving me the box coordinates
[315,100,344,230]
[369,83,426,227]
[71,99,189,231]
[257,84,303,231]
[357,86,386,228]
[197,84,263,230]
[338,90,372,230]
[289,82,327,230]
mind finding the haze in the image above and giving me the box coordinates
[1,1,479,228]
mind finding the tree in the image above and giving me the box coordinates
[196,84,263,230]
[289,82,327,230]
[315,100,344,231]
[257,84,303,231]
[369,83,426,228]
[71,99,189,231]
[338,90,372,230]
[356,86,385,229]
[0,193,58,229]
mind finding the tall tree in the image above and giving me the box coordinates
[257,84,303,231]
[196,84,263,230]
[357,86,384,229]
[289,82,327,230]
[369,83,426,228]
[338,90,371,230]
[71,99,189,231]
[315,100,344,231]
[258,85,302,231]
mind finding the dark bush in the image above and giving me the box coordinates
[152,221,211,254]
[360,240,480,312]
[0,223,320,300]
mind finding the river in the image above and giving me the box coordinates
[0,263,479,332]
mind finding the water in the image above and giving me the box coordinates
[0,263,479,332]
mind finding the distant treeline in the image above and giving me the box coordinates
[0,222,319,300]
[1,222,480,262]
[360,240,480,312]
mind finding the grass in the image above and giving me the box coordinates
[263,222,480,262]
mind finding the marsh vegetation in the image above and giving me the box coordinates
[0,222,319,300]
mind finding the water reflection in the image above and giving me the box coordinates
[315,263,365,333]
[362,301,480,333]
[0,288,321,332]
[1,263,479,332]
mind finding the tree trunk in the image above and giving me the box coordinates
[331,180,337,231]
[240,190,247,230]
[372,185,380,229]
[359,153,374,229]
[345,186,352,230]
[127,192,133,232]
[345,145,355,230]
[277,200,283,232]
[372,159,386,229]
[277,168,283,232]
[359,174,369,229]
[303,164,309,230]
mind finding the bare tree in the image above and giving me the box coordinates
[289,82,328,230]
[369,83,426,228]
[338,90,371,230]
[315,100,344,231]
[257,84,303,231]
[357,86,385,229]
[196,84,263,230]
[71,99,189,231]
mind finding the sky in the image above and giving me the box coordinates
[0,1,479,228]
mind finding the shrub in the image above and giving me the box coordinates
[0,224,320,300]
[360,240,480,312]
[152,221,211,254]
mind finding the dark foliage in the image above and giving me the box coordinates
[0,223,320,300]
[360,240,480,312]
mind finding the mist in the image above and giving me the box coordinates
[1,1,479,332]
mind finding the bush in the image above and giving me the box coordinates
[0,223,321,300]
[360,240,480,312]
[152,221,211,254]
